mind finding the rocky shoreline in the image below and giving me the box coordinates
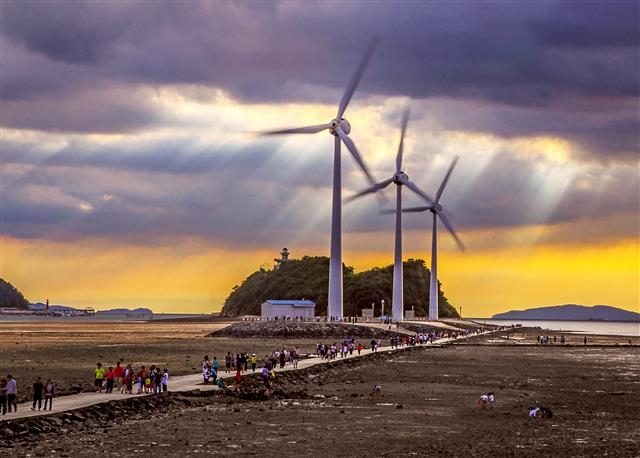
[205,320,495,339]
[207,321,412,338]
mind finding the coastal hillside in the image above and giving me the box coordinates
[221,256,459,318]
[0,278,30,309]
[492,304,640,321]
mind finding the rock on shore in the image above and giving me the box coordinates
[207,321,407,339]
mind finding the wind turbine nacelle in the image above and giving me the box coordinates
[330,118,351,135]
[393,171,409,182]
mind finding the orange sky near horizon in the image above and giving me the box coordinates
[2,233,638,317]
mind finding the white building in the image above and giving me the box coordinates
[261,299,316,319]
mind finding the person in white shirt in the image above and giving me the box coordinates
[6,375,17,413]
[161,369,169,393]
[479,394,489,409]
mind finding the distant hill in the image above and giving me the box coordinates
[0,279,30,309]
[29,303,153,315]
[97,308,153,315]
[492,304,640,322]
[221,256,459,318]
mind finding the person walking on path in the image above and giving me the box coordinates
[94,362,106,393]
[202,356,211,384]
[43,379,54,411]
[31,376,44,411]
[121,364,133,394]
[212,356,220,377]
[153,367,162,395]
[234,369,242,393]
[161,369,169,393]
[0,378,7,416]
[113,361,124,391]
[105,367,115,393]
[6,375,17,412]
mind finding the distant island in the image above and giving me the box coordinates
[492,304,640,322]
[2,277,156,317]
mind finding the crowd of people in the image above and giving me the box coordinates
[92,361,170,396]
[200,346,303,389]
[537,335,566,344]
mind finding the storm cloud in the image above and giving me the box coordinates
[2,2,638,156]
[1,1,638,249]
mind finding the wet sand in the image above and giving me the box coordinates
[1,323,638,456]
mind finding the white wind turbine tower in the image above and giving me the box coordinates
[260,39,379,320]
[346,108,436,322]
[403,157,465,321]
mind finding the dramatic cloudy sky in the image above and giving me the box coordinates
[2,1,638,316]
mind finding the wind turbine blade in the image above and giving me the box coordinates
[435,156,459,202]
[379,209,397,215]
[395,107,411,173]
[345,177,394,203]
[336,36,379,119]
[335,128,376,186]
[438,212,466,252]
[259,124,331,135]
[398,176,436,206]
[402,206,432,213]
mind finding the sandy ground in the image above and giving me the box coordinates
[1,324,638,457]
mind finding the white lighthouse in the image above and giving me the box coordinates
[274,248,290,269]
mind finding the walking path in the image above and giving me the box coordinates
[1,328,499,422]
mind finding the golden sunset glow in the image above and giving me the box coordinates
[3,229,638,317]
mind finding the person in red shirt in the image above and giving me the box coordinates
[113,362,124,391]
[105,367,115,393]
[234,369,242,393]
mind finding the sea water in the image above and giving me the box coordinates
[475,319,640,337]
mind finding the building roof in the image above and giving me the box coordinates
[263,299,316,307]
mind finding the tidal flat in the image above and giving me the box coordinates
[1,323,638,456]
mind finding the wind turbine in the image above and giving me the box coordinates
[403,157,465,321]
[259,39,379,320]
[346,108,436,322]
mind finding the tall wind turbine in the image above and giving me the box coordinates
[403,157,465,321]
[260,39,379,320]
[346,109,436,322]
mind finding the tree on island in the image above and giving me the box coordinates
[220,256,459,318]
[0,278,30,309]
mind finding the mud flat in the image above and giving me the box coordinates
[2,326,638,457]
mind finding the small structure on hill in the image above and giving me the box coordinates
[273,248,290,269]
[361,303,375,320]
[261,299,315,319]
